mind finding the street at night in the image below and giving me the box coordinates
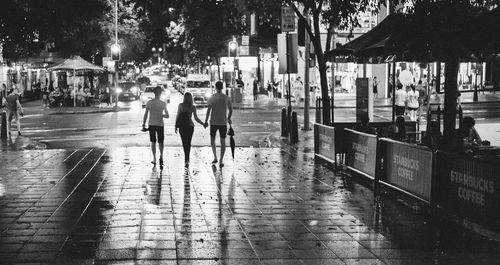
[2,0,500,264]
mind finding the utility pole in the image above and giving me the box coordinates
[303,18,311,131]
[114,0,119,108]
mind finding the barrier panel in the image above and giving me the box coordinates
[436,152,500,231]
[379,138,434,203]
[344,129,378,179]
[314,123,335,164]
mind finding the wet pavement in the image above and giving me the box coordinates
[1,142,500,265]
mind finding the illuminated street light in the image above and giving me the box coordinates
[228,38,238,97]
[152,47,163,64]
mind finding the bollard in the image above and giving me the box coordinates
[287,105,292,135]
[315,98,321,123]
[291,111,299,143]
[1,112,7,139]
[281,108,288,137]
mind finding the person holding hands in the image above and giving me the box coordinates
[175,92,206,168]
[205,81,232,168]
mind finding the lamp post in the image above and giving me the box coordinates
[112,0,119,108]
[228,39,237,96]
[152,47,163,64]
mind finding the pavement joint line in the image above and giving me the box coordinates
[0,149,94,235]
[62,149,78,163]
[54,149,111,263]
[18,149,106,251]
[199,150,264,264]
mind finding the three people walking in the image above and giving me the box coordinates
[144,81,233,170]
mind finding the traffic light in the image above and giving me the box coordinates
[111,44,121,61]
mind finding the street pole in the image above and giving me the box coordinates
[114,0,118,108]
[303,21,310,131]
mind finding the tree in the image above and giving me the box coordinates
[0,0,147,63]
[390,0,499,148]
[247,0,378,124]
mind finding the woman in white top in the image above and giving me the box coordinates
[407,85,420,121]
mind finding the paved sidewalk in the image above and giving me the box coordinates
[1,143,500,264]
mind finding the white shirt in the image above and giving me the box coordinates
[395,89,408,107]
[407,90,419,108]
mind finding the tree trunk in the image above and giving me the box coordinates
[442,56,459,148]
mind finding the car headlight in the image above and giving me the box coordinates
[131,87,138,93]
[116,88,122,94]
[205,91,212,98]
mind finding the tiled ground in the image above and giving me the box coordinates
[0,146,499,265]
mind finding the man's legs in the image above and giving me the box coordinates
[6,111,12,135]
[210,134,217,163]
[219,136,226,166]
[151,142,156,163]
[16,112,21,134]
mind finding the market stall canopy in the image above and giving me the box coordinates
[48,56,104,72]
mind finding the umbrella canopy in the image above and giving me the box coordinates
[48,56,104,72]
[326,13,407,60]
[328,4,500,63]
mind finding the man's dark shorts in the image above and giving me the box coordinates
[149,126,164,143]
[210,125,227,138]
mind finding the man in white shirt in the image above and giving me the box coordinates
[143,86,169,169]
[394,83,407,116]
[205,81,233,167]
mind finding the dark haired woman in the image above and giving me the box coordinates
[175,92,206,168]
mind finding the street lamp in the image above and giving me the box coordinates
[113,0,119,108]
[228,38,238,96]
[152,47,163,64]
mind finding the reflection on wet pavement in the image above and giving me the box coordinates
[0,146,499,264]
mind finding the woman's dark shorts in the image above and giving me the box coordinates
[149,126,164,143]
[210,125,227,138]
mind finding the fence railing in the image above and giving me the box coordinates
[314,123,500,233]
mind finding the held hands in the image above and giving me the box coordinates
[204,122,208,128]
[163,113,169,119]
[228,119,232,125]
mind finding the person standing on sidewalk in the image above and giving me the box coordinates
[205,81,232,168]
[394,83,407,116]
[253,78,259,101]
[372,76,379,99]
[5,88,23,136]
[175,92,206,168]
[143,86,169,169]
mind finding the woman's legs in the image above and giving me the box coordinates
[179,126,194,164]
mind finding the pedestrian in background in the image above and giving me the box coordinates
[407,85,419,121]
[205,81,233,168]
[253,78,259,101]
[372,76,379,99]
[175,92,206,168]
[42,86,50,108]
[5,88,23,136]
[394,83,407,116]
[143,86,169,169]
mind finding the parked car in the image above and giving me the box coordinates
[140,85,171,107]
[117,81,140,101]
